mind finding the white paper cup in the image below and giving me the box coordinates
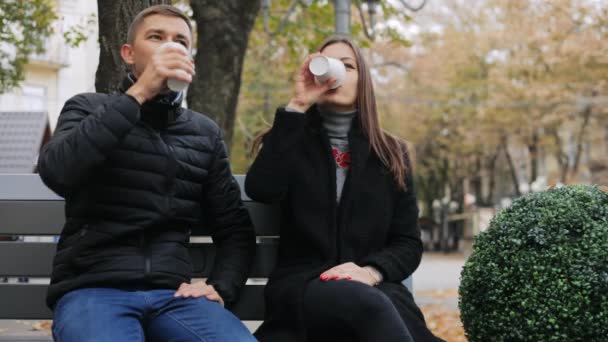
[159,42,191,92]
[309,56,346,89]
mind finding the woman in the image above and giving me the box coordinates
[245,36,443,342]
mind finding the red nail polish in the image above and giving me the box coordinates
[333,275,340,280]
[347,276,352,280]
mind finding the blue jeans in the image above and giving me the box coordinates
[52,288,257,342]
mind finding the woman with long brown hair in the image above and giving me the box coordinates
[246,36,442,342]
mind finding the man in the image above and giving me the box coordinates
[38,5,257,341]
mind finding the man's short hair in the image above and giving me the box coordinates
[126,5,192,44]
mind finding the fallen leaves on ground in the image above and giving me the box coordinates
[31,321,52,331]
[420,304,467,342]
[416,288,459,300]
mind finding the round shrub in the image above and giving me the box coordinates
[459,185,608,341]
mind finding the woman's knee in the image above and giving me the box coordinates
[303,280,396,319]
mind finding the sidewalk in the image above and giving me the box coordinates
[414,252,465,309]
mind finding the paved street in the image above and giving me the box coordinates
[413,252,466,310]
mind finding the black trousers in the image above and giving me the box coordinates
[302,279,414,342]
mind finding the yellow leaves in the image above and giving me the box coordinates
[416,289,467,341]
[420,304,468,342]
[417,288,459,300]
[31,321,52,331]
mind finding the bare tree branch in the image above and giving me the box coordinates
[398,0,427,12]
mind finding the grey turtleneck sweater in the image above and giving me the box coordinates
[285,106,356,201]
[319,107,356,203]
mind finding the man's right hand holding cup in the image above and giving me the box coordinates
[127,42,195,105]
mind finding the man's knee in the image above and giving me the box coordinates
[52,288,143,341]
[53,289,101,324]
[151,296,256,342]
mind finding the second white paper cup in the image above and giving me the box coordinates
[309,56,346,89]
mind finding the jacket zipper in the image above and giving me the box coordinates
[139,122,177,219]
[145,256,151,274]
[138,123,176,276]
[140,230,150,275]
[159,131,178,219]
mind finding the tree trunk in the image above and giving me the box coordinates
[570,105,592,180]
[483,146,500,206]
[188,0,262,153]
[528,130,539,185]
[502,136,521,197]
[471,154,483,206]
[549,128,569,183]
[95,0,170,93]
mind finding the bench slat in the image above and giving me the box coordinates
[0,201,280,236]
[0,242,278,278]
[0,175,252,201]
[0,284,265,320]
[0,201,64,235]
[0,337,52,341]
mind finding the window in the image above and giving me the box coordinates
[0,84,47,111]
[22,85,47,111]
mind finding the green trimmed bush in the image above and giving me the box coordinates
[459,185,608,341]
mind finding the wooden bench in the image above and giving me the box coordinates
[0,174,412,341]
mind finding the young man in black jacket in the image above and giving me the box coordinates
[38,5,257,341]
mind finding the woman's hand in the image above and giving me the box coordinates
[319,262,381,286]
[286,52,336,113]
[174,281,225,306]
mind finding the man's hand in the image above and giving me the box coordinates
[319,262,381,286]
[127,43,194,104]
[174,281,224,306]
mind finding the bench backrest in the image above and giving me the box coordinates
[0,174,411,321]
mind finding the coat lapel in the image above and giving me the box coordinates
[305,107,373,256]
[336,121,371,241]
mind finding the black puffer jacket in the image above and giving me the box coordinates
[38,79,255,309]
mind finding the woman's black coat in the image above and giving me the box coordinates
[245,107,442,342]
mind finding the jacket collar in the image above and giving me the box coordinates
[119,73,184,129]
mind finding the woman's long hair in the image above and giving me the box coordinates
[251,36,412,190]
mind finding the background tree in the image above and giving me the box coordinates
[372,0,608,216]
[0,0,57,93]
[187,0,262,152]
[95,0,170,94]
